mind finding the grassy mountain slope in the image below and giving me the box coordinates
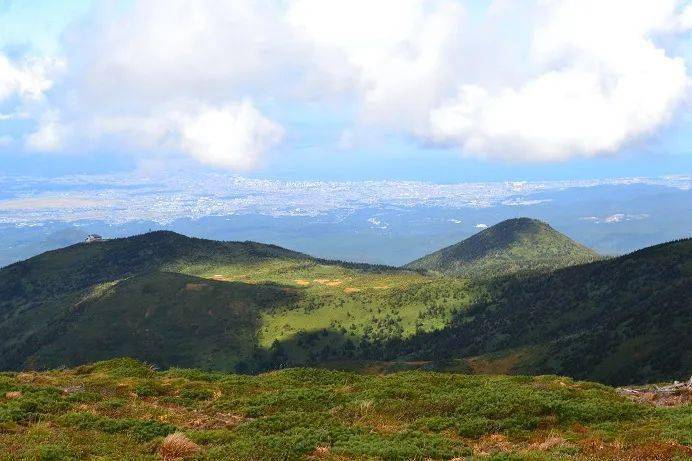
[381,238,692,384]
[0,231,473,372]
[404,217,599,277]
[1,358,690,460]
[0,231,315,371]
[0,229,688,386]
[0,230,309,300]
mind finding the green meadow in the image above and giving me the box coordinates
[1,358,689,460]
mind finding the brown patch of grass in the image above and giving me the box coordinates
[531,435,566,451]
[627,441,692,460]
[311,445,331,457]
[294,279,311,286]
[473,433,513,456]
[313,278,342,286]
[578,438,666,460]
[159,432,200,460]
[16,373,36,383]
[343,288,360,294]
[184,412,245,430]
[4,391,22,399]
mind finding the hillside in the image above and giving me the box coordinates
[404,218,599,277]
[0,358,690,460]
[0,229,689,386]
[0,231,470,372]
[378,239,692,385]
[0,231,320,370]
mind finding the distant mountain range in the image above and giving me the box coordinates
[0,218,689,385]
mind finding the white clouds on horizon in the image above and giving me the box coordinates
[580,213,651,224]
[1,0,691,169]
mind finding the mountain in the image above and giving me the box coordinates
[0,231,315,370]
[0,230,445,372]
[381,238,692,384]
[0,228,688,386]
[404,217,599,277]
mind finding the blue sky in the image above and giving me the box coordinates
[1,0,691,182]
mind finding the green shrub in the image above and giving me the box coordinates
[415,416,457,432]
[88,358,156,378]
[456,416,493,437]
[96,398,126,411]
[134,381,167,397]
[0,388,69,423]
[37,445,75,461]
[59,412,175,441]
[179,386,214,401]
[65,391,101,403]
[333,431,470,460]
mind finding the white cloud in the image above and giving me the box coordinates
[288,0,466,130]
[7,0,692,167]
[0,54,58,101]
[475,223,488,229]
[581,213,651,224]
[178,102,284,170]
[77,101,284,169]
[604,213,626,223]
[428,0,690,160]
[34,0,294,169]
[679,4,692,29]
[1,53,65,154]
[25,111,66,152]
[502,198,552,206]
[367,217,388,229]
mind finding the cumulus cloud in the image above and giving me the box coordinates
[428,0,690,160]
[0,54,58,101]
[75,101,284,169]
[25,111,66,151]
[178,102,284,170]
[680,4,692,29]
[288,0,466,129]
[5,0,692,167]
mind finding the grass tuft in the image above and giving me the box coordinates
[159,432,201,460]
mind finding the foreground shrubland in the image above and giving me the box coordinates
[0,359,690,460]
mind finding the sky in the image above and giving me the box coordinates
[1,0,692,182]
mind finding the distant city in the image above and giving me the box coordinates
[1,173,689,225]
[0,173,690,268]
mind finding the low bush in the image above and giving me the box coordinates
[58,412,176,441]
